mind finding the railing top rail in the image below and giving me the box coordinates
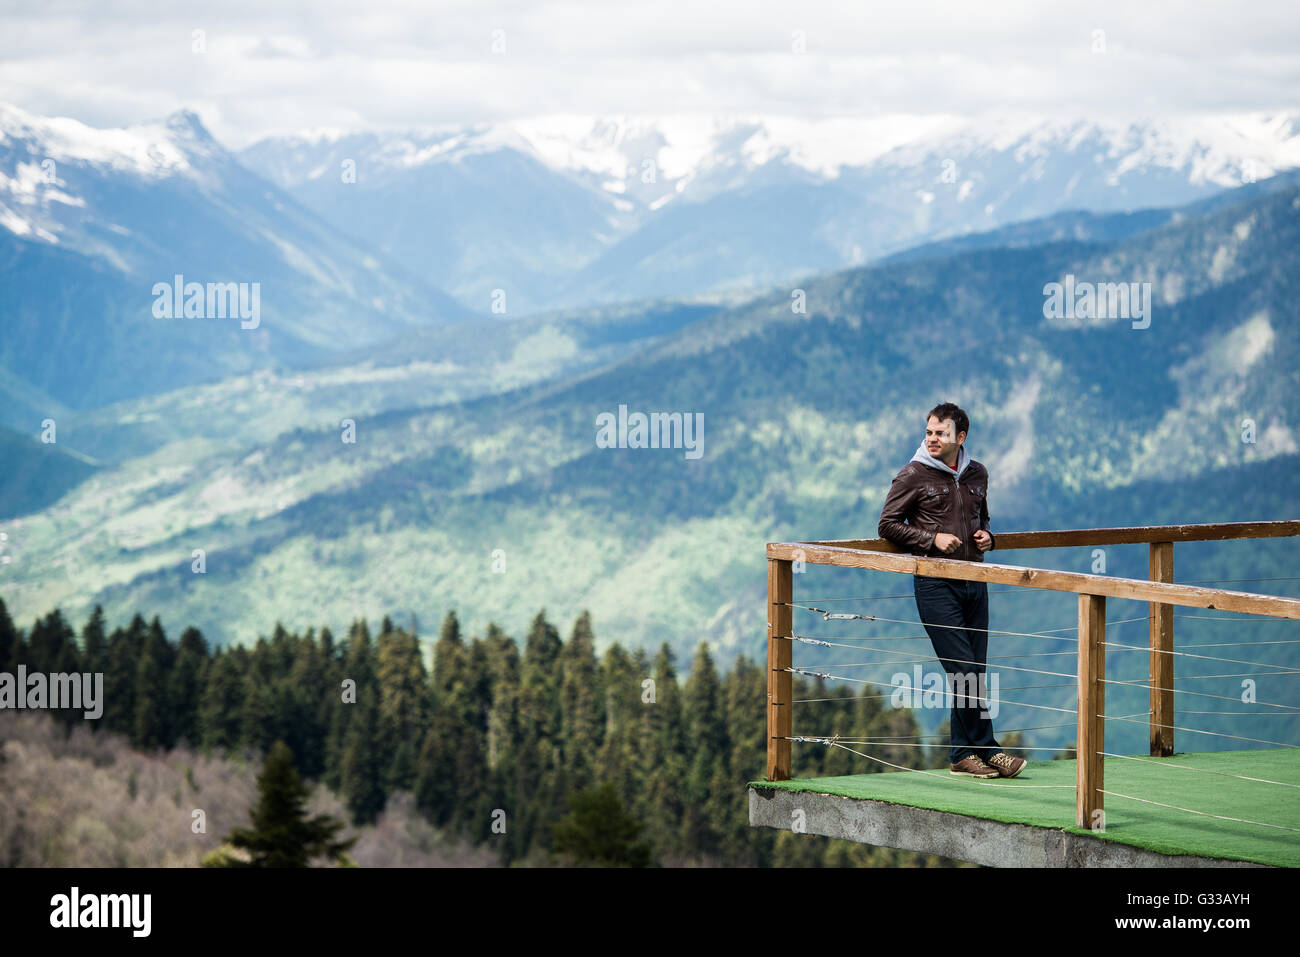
[802,520,1300,552]
[765,541,1300,619]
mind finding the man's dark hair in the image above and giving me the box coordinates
[927,402,969,438]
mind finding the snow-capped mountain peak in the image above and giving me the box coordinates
[242,110,1300,209]
[0,104,230,248]
[0,103,196,178]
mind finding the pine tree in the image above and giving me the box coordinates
[27,609,79,676]
[416,613,486,832]
[323,619,384,824]
[283,628,328,779]
[724,654,766,781]
[238,638,277,755]
[0,598,17,673]
[339,699,385,825]
[459,636,497,838]
[552,781,652,867]
[559,611,603,792]
[325,618,373,791]
[414,723,455,825]
[376,622,428,791]
[198,649,244,752]
[431,610,466,700]
[722,654,767,864]
[594,643,641,806]
[479,625,520,851]
[640,643,688,861]
[515,610,565,849]
[682,641,727,858]
[133,616,175,749]
[103,616,147,736]
[80,606,108,678]
[448,686,487,832]
[208,740,355,867]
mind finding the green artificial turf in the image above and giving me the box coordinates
[749,749,1300,867]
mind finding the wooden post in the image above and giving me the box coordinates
[767,558,793,781]
[1076,593,1106,829]
[1149,542,1174,756]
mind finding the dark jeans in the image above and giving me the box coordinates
[912,574,1001,764]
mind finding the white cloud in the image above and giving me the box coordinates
[0,1,1297,148]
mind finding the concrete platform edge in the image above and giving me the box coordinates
[748,786,1271,868]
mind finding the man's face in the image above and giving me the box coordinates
[925,416,965,461]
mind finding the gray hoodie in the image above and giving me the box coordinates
[908,440,970,480]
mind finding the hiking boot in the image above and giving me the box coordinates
[986,752,1027,778]
[949,754,999,778]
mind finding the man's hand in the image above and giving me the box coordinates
[933,532,962,554]
[973,529,992,552]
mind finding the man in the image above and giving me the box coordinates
[877,402,1026,780]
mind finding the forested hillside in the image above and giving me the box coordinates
[0,597,987,866]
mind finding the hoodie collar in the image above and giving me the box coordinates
[910,440,970,480]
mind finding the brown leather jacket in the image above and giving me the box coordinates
[877,455,996,562]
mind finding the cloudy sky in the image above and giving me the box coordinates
[1,0,1297,147]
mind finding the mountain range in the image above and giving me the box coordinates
[2,103,1298,754]
[240,112,1300,311]
[7,103,1300,420]
[0,103,470,420]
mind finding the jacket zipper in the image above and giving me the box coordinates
[954,473,966,560]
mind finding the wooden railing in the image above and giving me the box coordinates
[765,520,1300,828]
